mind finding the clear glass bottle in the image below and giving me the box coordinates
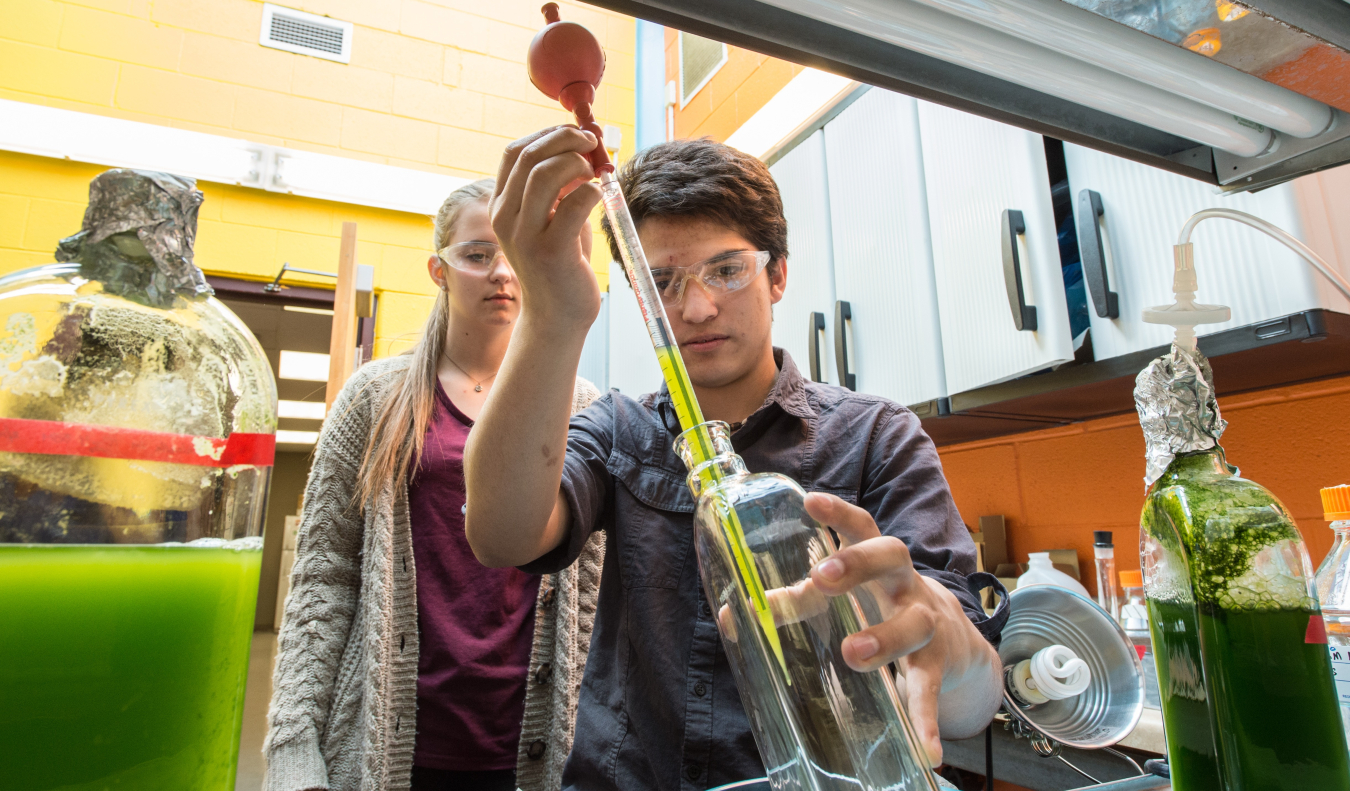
[1315,484,1350,750]
[0,169,276,791]
[675,422,937,791]
[1094,530,1120,620]
[1141,448,1350,791]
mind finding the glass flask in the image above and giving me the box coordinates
[1140,448,1350,791]
[1314,485,1350,750]
[0,169,277,791]
[675,422,937,791]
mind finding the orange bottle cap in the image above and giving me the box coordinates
[1323,485,1350,521]
[1119,569,1143,588]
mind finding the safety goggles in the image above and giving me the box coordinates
[650,250,771,306]
[437,241,509,273]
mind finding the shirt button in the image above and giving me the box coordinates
[685,764,700,782]
[694,682,707,697]
[535,662,553,685]
[527,740,546,760]
[461,503,467,515]
[700,601,711,618]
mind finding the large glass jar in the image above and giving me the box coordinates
[0,169,277,791]
[1140,447,1350,791]
[675,422,936,791]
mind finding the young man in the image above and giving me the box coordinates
[466,127,1008,791]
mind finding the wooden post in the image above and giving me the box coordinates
[326,222,359,412]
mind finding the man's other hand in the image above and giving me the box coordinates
[803,492,1002,767]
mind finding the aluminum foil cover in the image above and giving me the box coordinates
[1135,343,1227,487]
[55,169,210,301]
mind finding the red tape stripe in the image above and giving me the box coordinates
[0,417,275,468]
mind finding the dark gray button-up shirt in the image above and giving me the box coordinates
[524,350,1008,791]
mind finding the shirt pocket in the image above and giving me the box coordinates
[607,449,695,590]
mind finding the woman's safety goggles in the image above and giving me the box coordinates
[650,250,771,306]
[438,241,509,273]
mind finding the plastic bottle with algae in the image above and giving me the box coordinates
[1135,244,1349,790]
[0,170,276,791]
[527,7,937,789]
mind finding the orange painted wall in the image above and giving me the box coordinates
[666,34,800,141]
[942,375,1350,598]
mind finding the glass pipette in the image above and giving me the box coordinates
[598,170,789,680]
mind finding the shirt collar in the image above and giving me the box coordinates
[655,347,816,427]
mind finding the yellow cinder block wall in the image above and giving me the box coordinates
[0,0,635,358]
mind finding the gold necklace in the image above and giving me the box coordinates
[442,351,498,392]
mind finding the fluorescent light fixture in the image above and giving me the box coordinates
[278,350,330,381]
[276,429,320,445]
[0,100,261,186]
[273,149,467,215]
[283,305,335,316]
[758,0,1278,156]
[0,99,468,215]
[909,0,1332,138]
[726,68,857,159]
[277,399,327,419]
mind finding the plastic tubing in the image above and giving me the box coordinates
[1176,208,1350,303]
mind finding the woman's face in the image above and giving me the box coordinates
[428,198,520,327]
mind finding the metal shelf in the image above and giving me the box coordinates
[916,309,1350,446]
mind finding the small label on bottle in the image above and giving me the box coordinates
[1307,614,1329,644]
[1330,646,1350,704]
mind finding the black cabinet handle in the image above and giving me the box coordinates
[834,300,856,391]
[807,311,827,383]
[1076,189,1120,319]
[1001,209,1038,332]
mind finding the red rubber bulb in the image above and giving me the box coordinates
[527,3,613,174]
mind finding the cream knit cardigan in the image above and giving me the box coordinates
[264,355,604,791]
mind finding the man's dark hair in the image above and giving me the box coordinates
[601,138,788,276]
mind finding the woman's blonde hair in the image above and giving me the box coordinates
[355,177,495,505]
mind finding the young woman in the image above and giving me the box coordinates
[264,179,604,791]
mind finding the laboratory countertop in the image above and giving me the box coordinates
[1116,707,1166,755]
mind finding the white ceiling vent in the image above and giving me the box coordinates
[260,3,352,64]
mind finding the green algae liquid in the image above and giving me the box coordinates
[1151,598,1350,791]
[1148,598,1223,791]
[1200,605,1350,790]
[0,543,261,791]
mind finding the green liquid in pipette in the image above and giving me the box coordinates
[656,342,789,682]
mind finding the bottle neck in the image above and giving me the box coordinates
[1162,446,1232,483]
[674,421,748,498]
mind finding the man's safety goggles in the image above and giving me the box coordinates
[650,250,771,306]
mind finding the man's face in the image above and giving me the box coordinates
[637,216,787,389]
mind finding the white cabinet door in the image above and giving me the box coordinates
[1064,143,1339,360]
[823,89,947,406]
[606,261,664,397]
[770,129,839,385]
[918,101,1074,395]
